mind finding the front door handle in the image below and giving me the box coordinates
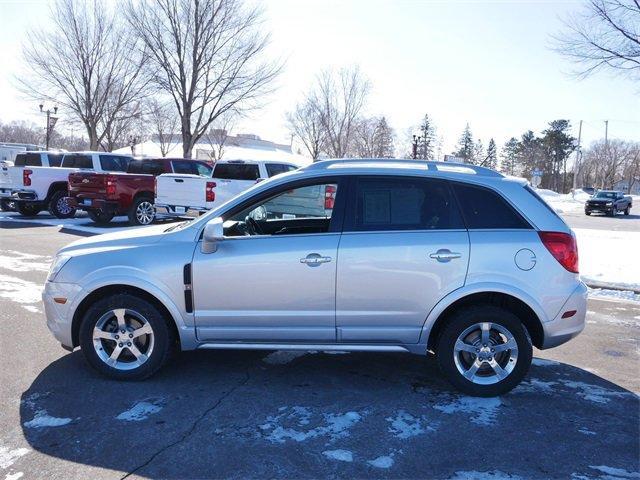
[300,253,332,267]
[429,249,462,263]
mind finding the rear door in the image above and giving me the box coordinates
[336,176,470,344]
[212,161,260,205]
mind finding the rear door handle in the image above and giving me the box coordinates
[429,249,462,263]
[174,178,184,183]
[300,253,332,267]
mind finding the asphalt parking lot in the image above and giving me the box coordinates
[1,221,639,480]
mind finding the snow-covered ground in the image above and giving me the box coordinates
[536,188,591,214]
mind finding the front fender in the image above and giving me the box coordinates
[418,282,548,345]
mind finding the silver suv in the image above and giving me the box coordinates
[43,159,586,396]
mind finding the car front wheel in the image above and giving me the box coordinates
[79,293,175,380]
[436,305,532,397]
[48,190,76,219]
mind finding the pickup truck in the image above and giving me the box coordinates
[66,158,212,225]
[585,190,633,216]
[155,159,298,218]
[0,159,14,211]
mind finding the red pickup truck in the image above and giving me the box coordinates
[67,158,212,225]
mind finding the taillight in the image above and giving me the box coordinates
[324,184,336,210]
[23,169,32,186]
[154,176,157,198]
[105,175,117,196]
[206,181,216,202]
[539,231,579,273]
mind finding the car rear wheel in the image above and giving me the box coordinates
[624,206,630,215]
[79,293,175,380]
[87,210,114,225]
[128,196,155,226]
[0,199,15,212]
[48,190,76,219]
[16,202,42,217]
[436,305,532,397]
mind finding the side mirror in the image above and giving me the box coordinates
[202,217,224,254]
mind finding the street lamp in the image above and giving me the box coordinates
[39,103,58,150]
[412,135,422,160]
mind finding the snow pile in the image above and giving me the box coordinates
[536,188,589,214]
[574,229,640,291]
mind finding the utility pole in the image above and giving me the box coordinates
[604,120,609,189]
[572,120,583,193]
[39,103,58,150]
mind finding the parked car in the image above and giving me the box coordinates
[66,157,212,226]
[155,159,298,218]
[6,151,77,217]
[584,190,632,216]
[0,159,15,211]
[43,159,586,397]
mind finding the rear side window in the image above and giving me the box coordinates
[266,163,297,177]
[62,154,93,169]
[349,177,464,231]
[128,160,166,175]
[100,155,131,172]
[14,153,42,167]
[213,163,260,180]
[453,183,530,229]
[47,154,63,167]
[194,162,213,176]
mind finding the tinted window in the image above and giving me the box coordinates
[453,183,530,229]
[266,163,297,177]
[14,153,42,167]
[100,155,131,172]
[47,154,63,167]
[213,163,260,180]
[171,160,197,174]
[350,177,464,231]
[62,154,93,169]
[194,162,213,176]
[128,160,166,175]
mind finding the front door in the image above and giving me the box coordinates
[336,176,470,344]
[192,178,345,343]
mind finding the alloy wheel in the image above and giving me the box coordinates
[136,201,155,225]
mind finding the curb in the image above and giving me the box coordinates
[585,281,640,295]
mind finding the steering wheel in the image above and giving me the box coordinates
[245,216,264,236]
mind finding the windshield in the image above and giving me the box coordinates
[595,192,616,199]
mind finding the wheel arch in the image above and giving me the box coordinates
[422,287,545,352]
[45,181,69,202]
[71,284,183,350]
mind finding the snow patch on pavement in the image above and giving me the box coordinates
[386,410,436,439]
[433,396,502,426]
[0,274,43,305]
[368,455,394,469]
[23,410,72,428]
[322,449,353,462]
[0,447,29,469]
[116,399,164,421]
[260,407,362,443]
[22,305,40,313]
[0,250,52,272]
[532,358,560,367]
[4,472,24,480]
[588,287,640,303]
[588,465,640,478]
[560,380,635,404]
[262,350,310,365]
[578,428,596,436]
[448,471,523,480]
[514,379,558,394]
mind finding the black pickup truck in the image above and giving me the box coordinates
[585,190,633,216]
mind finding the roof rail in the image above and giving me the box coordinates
[303,158,504,177]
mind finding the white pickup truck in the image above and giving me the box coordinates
[155,159,299,218]
[8,151,132,217]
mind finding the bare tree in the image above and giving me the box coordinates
[581,139,635,188]
[147,99,178,157]
[352,116,395,158]
[127,0,281,158]
[315,66,371,158]
[19,0,148,150]
[203,112,234,162]
[286,99,325,161]
[554,0,640,80]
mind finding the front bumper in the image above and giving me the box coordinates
[541,282,587,349]
[42,281,83,349]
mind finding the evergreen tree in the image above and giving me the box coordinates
[541,120,575,192]
[500,137,519,175]
[373,117,395,158]
[471,139,484,166]
[417,114,436,160]
[454,124,474,163]
[485,138,497,170]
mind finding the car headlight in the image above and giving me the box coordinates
[48,255,71,282]
[606,202,613,206]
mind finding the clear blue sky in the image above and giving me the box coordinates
[1,0,638,155]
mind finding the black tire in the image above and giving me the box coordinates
[87,209,114,225]
[128,195,156,226]
[79,293,175,380]
[585,210,591,216]
[48,190,76,219]
[436,305,533,397]
[624,206,630,215]
[0,199,15,212]
[16,202,42,217]
[607,209,615,217]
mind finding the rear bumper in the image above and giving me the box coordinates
[540,282,587,349]
[67,196,120,213]
[155,204,206,218]
[11,189,39,201]
[42,280,83,349]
